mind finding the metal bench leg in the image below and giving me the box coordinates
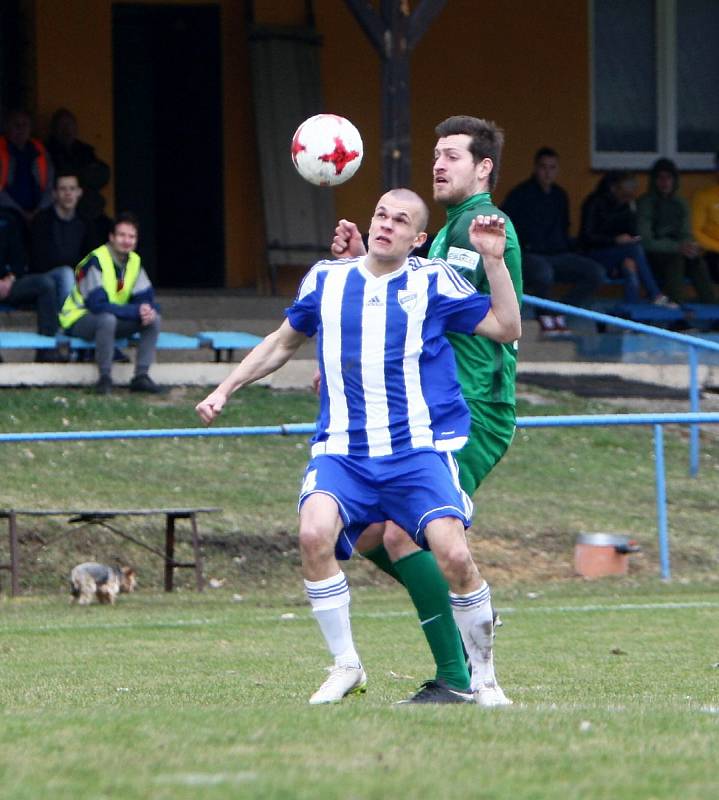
[164,514,175,592]
[190,513,205,592]
[9,511,19,596]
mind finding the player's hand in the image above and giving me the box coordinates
[680,240,701,259]
[331,219,366,258]
[311,367,322,395]
[195,390,228,425]
[0,275,14,300]
[468,214,507,260]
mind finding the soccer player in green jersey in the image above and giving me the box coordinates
[331,116,522,703]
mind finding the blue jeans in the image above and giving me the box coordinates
[522,251,606,310]
[586,243,662,303]
[47,266,75,312]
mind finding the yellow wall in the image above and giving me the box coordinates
[31,0,715,290]
[33,0,263,288]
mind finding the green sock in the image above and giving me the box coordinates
[393,550,470,691]
[362,544,405,586]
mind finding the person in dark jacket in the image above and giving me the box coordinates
[637,158,715,304]
[30,172,99,311]
[579,171,673,306]
[0,110,54,228]
[0,209,65,361]
[502,147,605,335]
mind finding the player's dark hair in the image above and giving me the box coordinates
[534,146,558,163]
[53,172,80,189]
[112,211,140,235]
[435,116,504,190]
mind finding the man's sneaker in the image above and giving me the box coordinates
[96,375,113,395]
[396,679,473,705]
[553,315,573,336]
[309,664,367,705]
[475,683,513,707]
[653,294,680,309]
[492,608,503,631]
[537,314,564,338]
[129,374,164,394]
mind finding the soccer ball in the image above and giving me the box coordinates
[291,114,363,187]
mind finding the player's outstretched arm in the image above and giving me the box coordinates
[469,214,522,343]
[331,219,366,258]
[195,319,307,424]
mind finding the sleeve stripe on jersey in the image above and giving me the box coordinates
[436,260,477,296]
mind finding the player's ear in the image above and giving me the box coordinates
[414,231,428,248]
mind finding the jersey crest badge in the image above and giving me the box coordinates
[397,290,417,312]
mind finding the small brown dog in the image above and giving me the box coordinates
[70,562,137,605]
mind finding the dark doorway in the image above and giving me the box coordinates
[112,4,224,287]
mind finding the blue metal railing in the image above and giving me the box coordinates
[523,294,719,476]
[3,411,719,580]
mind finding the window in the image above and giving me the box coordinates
[591,0,719,169]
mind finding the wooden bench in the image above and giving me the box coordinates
[0,331,59,350]
[197,331,263,362]
[0,506,221,596]
[0,329,261,361]
[55,331,201,353]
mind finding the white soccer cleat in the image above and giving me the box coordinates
[475,683,513,707]
[309,664,367,705]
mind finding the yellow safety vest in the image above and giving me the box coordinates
[59,245,142,329]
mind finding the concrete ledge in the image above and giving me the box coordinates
[0,359,717,392]
[0,359,318,388]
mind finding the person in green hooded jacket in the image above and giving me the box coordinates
[636,158,715,305]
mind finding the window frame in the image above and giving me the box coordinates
[590,0,717,171]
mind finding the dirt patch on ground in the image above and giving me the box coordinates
[200,528,656,590]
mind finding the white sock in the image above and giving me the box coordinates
[304,571,360,668]
[449,581,497,691]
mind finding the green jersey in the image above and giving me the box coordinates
[428,192,522,405]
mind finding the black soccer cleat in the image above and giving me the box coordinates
[396,679,474,705]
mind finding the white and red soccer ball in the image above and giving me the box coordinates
[291,114,363,187]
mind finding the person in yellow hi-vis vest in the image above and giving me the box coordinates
[60,212,162,394]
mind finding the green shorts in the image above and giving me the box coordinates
[455,400,516,496]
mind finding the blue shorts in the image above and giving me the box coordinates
[298,449,473,560]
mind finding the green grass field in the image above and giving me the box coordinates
[1,385,719,798]
[1,585,718,799]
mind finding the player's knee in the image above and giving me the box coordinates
[382,522,417,560]
[298,521,336,560]
[437,542,476,585]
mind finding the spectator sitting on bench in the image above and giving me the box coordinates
[691,151,719,284]
[502,147,606,337]
[637,158,716,306]
[0,208,66,362]
[45,108,113,242]
[59,212,163,394]
[30,172,100,313]
[0,109,54,230]
[579,171,675,307]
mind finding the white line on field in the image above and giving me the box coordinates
[2,600,717,634]
[154,772,257,786]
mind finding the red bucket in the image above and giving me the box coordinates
[574,533,640,578]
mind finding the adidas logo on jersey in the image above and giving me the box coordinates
[366,295,383,307]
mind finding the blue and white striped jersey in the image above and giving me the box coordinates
[286,255,491,457]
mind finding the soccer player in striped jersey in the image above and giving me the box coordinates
[196,188,521,706]
[330,117,523,703]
